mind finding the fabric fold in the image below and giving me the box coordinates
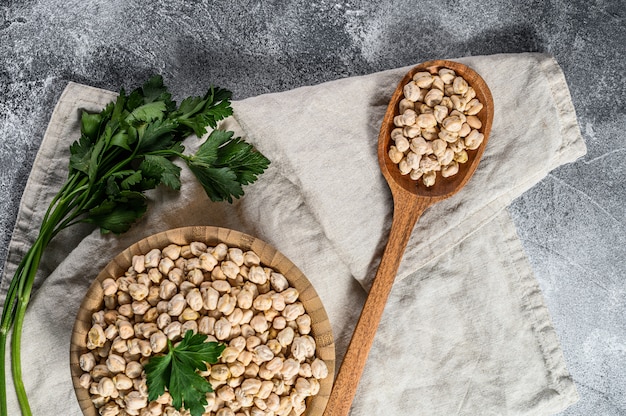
[230,53,586,290]
[1,52,583,416]
[350,210,578,416]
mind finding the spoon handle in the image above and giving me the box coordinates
[322,193,431,416]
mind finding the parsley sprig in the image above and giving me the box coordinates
[68,75,270,233]
[145,330,226,416]
[0,76,269,415]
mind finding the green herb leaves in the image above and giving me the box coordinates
[65,75,270,233]
[174,87,234,137]
[184,129,270,202]
[139,155,182,190]
[145,330,225,416]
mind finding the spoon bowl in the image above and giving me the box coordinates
[379,60,494,199]
[323,60,493,416]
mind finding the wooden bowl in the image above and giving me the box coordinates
[70,226,335,416]
[378,59,494,198]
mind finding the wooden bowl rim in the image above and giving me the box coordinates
[70,226,335,416]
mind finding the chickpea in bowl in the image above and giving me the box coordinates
[71,226,335,416]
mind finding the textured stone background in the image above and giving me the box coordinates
[1,1,624,414]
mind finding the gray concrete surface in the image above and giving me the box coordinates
[1,1,624,414]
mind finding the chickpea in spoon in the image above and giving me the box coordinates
[388,67,485,187]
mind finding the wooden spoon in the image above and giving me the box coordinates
[322,60,494,416]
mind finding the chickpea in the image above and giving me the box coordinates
[83,241,329,416]
[389,66,485,186]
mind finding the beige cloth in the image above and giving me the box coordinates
[1,52,584,415]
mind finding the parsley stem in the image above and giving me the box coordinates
[97,149,139,186]
[40,176,75,226]
[0,241,44,416]
[11,249,42,416]
[0,191,77,415]
[0,265,21,415]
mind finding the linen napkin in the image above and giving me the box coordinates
[0,52,584,415]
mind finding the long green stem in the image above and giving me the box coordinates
[0,270,21,416]
[0,181,89,416]
[0,250,30,414]
[0,330,8,416]
[39,172,85,227]
[10,301,29,415]
[11,244,43,416]
[0,257,26,328]
[9,236,53,416]
[0,248,38,416]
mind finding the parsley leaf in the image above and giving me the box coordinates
[184,129,270,202]
[85,190,148,234]
[139,74,174,107]
[137,118,179,153]
[69,133,93,174]
[174,87,234,138]
[80,111,102,141]
[139,155,182,190]
[125,101,167,125]
[213,136,272,185]
[145,330,225,416]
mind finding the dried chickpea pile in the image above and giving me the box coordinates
[388,67,485,187]
[78,241,329,416]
